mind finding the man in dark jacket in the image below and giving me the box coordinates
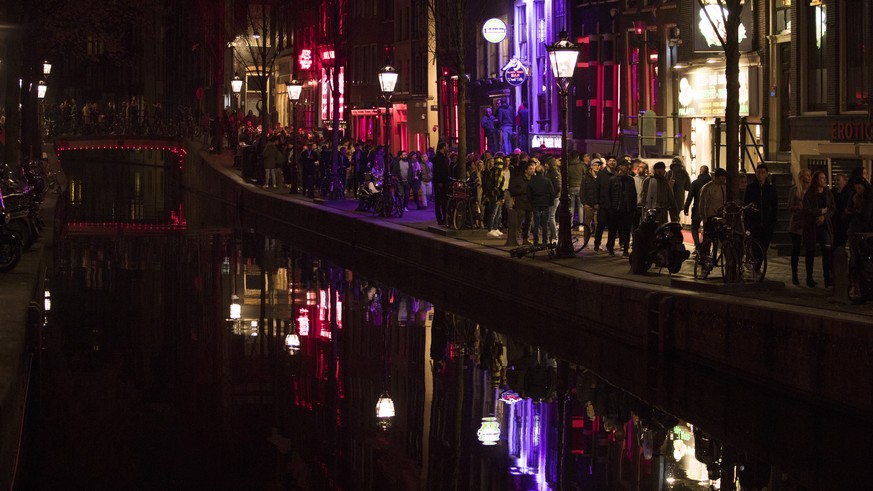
[300,144,318,197]
[528,165,556,245]
[567,150,585,230]
[509,161,536,244]
[580,158,601,239]
[606,160,637,256]
[481,108,498,154]
[517,104,530,152]
[496,99,515,155]
[683,165,712,249]
[432,142,451,225]
[743,163,779,251]
[666,158,691,222]
[593,156,616,251]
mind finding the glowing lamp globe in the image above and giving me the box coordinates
[284,333,301,352]
[375,391,395,430]
[546,31,579,81]
[378,65,398,94]
[231,73,243,94]
[286,79,303,101]
[229,296,241,320]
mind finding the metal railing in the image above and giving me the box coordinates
[613,113,682,158]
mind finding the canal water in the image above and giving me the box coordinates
[17,172,869,490]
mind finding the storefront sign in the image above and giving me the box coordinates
[298,49,313,70]
[677,66,758,118]
[831,123,873,142]
[531,133,562,149]
[482,18,507,44]
[502,59,527,87]
[499,390,521,404]
[693,0,753,53]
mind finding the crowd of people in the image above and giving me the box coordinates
[38,95,873,292]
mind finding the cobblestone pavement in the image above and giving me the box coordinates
[216,152,872,319]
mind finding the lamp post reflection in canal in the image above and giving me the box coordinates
[25,194,870,490]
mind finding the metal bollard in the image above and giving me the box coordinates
[831,246,850,303]
[504,208,520,247]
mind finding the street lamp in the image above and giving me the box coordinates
[546,31,580,259]
[231,73,243,110]
[375,391,395,430]
[36,80,46,100]
[378,64,398,173]
[42,61,52,77]
[284,78,304,195]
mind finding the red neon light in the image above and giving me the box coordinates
[299,49,313,70]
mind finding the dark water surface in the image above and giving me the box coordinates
[18,178,869,490]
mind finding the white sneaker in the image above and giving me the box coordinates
[487,230,500,237]
[495,230,504,236]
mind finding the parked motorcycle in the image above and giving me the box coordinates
[0,209,23,273]
[629,208,689,275]
[356,172,379,212]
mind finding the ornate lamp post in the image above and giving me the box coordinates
[284,79,303,194]
[546,31,580,259]
[378,64,398,176]
[231,73,244,110]
[42,61,52,77]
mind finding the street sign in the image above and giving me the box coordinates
[482,18,507,44]
[502,59,527,87]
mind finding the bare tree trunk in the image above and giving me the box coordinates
[724,0,742,201]
[454,0,467,178]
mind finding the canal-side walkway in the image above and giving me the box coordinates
[205,149,867,317]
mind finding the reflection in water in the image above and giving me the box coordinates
[21,186,851,490]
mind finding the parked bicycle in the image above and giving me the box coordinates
[371,175,404,219]
[445,177,480,230]
[693,201,767,283]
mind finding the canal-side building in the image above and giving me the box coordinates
[787,0,873,182]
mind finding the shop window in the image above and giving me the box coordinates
[806,0,827,111]
[843,0,870,111]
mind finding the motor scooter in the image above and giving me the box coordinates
[629,208,689,274]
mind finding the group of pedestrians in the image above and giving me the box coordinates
[480,100,530,155]
[249,129,873,292]
[784,167,873,289]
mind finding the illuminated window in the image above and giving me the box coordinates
[774,0,791,34]
[806,0,827,111]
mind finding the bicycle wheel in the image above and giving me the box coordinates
[742,239,767,282]
[720,241,741,283]
[373,194,385,217]
[451,200,466,230]
[445,199,456,227]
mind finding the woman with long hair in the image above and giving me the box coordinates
[802,170,835,287]
[787,168,812,285]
